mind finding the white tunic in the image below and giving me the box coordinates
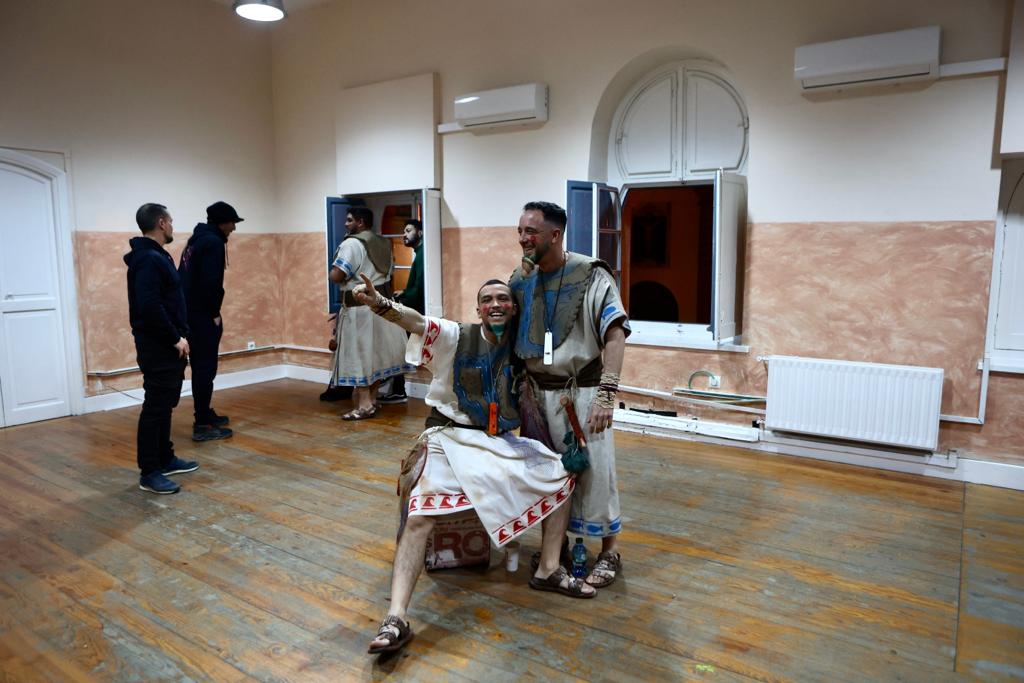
[330,237,411,386]
[406,317,574,547]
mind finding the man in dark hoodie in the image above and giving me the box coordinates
[178,201,240,441]
[125,203,199,495]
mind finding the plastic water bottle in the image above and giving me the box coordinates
[570,537,588,578]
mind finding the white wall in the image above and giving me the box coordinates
[0,0,279,233]
[271,0,1006,230]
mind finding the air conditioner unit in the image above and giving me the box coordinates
[453,83,548,128]
[794,26,940,92]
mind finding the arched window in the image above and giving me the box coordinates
[608,60,748,186]
[568,60,748,348]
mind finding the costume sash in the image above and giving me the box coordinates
[452,323,520,432]
[509,253,612,360]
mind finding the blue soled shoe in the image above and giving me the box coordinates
[162,457,199,476]
[139,471,181,495]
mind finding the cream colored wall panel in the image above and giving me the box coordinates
[335,73,439,195]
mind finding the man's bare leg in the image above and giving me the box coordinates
[369,514,435,650]
[534,499,596,595]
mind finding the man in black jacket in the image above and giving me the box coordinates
[179,201,240,441]
[125,203,199,494]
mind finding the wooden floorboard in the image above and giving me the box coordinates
[0,378,1020,681]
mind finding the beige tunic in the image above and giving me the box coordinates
[330,238,410,386]
[524,266,629,537]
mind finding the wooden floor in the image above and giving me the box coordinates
[0,379,1021,682]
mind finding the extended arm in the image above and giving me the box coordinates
[352,273,426,336]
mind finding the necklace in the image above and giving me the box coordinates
[541,251,568,366]
[482,333,506,435]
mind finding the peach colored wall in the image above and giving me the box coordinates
[76,231,285,395]
[75,221,1024,466]
[437,221,1024,467]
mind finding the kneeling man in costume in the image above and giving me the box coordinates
[351,274,595,656]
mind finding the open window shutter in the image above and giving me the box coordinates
[421,188,443,318]
[566,180,594,256]
[325,197,354,313]
[595,184,623,290]
[712,170,746,341]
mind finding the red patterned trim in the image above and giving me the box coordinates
[419,318,442,364]
[408,492,472,514]
[492,478,575,546]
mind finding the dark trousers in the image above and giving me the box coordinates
[188,316,223,425]
[137,343,186,475]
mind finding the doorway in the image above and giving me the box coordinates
[0,149,82,427]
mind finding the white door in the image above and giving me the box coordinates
[0,161,71,426]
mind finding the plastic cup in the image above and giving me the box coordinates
[504,541,520,572]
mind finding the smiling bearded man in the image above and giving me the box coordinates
[350,275,595,657]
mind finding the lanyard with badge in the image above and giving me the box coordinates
[541,255,567,366]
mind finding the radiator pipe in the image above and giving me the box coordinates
[86,343,331,378]
[939,355,989,425]
[619,384,766,416]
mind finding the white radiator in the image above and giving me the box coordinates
[765,356,943,451]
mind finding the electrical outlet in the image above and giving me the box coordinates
[246,340,256,351]
[708,374,721,388]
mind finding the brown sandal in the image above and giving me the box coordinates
[342,406,378,421]
[585,550,621,588]
[529,566,596,599]
[367,615,413,655]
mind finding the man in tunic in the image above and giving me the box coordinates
[510,201,630,588]
[328,206,408,420]
[351,274,596,656]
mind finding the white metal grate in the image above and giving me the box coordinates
[765,355,943,451]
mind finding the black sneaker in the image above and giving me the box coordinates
[140,472,181,494]
[206,411,230,427]
[377,392,408,405]
[319,386,353,402]
[192,425,233,442]
[161,457,199,476]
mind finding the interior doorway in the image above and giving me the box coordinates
[0,148,82,427]
[622,184,714,325]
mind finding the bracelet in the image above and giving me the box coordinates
[594,389,617,409]
[598,371,620,394]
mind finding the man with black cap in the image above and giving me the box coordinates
[178,201,241,441]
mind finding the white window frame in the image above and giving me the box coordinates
[984,159,1024,373]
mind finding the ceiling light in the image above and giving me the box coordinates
[233,0,286,22]
[454,96,480,104]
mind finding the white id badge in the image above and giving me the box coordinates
[543,330,553,365]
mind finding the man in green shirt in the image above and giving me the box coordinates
[379,219,424,404]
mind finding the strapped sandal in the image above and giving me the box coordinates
[342,406,378,421]
[367,615,413,655]
[529,566,596,599]
[585,550,621,588]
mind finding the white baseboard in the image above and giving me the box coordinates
[83,364,290,413]
[612,412,1024,491]
[80,365,1024,491]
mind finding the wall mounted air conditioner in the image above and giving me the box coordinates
[453,83,548,128]
[794,26,940,92]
